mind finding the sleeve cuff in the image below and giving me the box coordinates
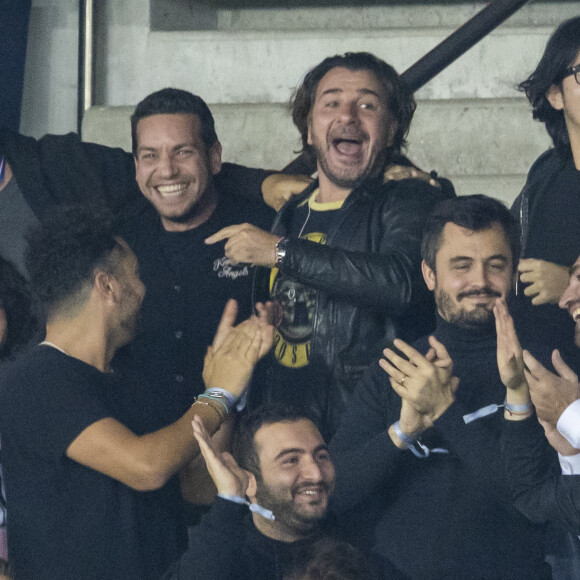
[557,399,580,448]
[559,452,580,475]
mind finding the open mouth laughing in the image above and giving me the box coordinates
[156,183,189,197]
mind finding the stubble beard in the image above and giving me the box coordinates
[254,479,327,536]
[436,288,496,329]
[310,137,386,190]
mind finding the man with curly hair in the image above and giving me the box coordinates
[0,206,271,580]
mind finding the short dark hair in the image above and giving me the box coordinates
[234,405,317,476]
[25,205,127,316]
[0,256,38,359]
[519,17,580,150]
[421,195,520,272]
[130,88,218,155]
[291,52,415,163]
[284,538,373,580]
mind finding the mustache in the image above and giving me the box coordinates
[457,287,501,301]
[330,128,369,142]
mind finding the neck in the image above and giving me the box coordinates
[44,314,115,373]
[251,512,318,543]
[315,171,353,204]
[568,128,580,170]
[161,186,218,232]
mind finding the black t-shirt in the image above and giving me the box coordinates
[115,192,274,428]
[0,346,179,580]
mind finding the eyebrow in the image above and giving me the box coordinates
[274,444,329,462]
[137,143,194,154]
[449,255,508,264]
[319,87,381,99]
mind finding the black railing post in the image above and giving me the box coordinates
[401,0,531,92]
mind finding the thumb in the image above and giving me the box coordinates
[552,349,579,383]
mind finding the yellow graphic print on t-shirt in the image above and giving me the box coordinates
[270,231,327,368]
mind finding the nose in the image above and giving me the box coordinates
[471,263,490,288]
[338,100,358,123]
[300,455,323,482]
[157,152,177,177]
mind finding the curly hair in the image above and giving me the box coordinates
[291,52,415,164]
[25,205,127,317]
[519,17,580,150]
[131,88,218,155]
[0,256,38,360]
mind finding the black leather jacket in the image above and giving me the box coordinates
[257,176,448,437]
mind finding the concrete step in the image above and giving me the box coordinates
[83,97,550,206]
[156,2,579,32]
[104,26,556,106]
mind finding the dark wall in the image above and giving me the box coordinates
[0,0,32,131]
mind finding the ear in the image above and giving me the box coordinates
[246,472,258,502]
[546,84,564,111]
[94,270,119,303]
[422,260,436,291]
[209,141,222,176]
[307,113,313,146]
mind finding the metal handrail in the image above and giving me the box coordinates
[402,0,531,92]
[77,0,93,136]
[77,0,532,140]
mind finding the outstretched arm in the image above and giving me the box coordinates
[67,307,271,491]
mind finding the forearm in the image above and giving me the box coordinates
[331,429,404,514]
[330,363,404,513]
[128,402,225,490]
[280,237,413,310]
[502,416,580,532]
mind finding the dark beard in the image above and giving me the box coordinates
[436,288,498,329]
[311,140,386,190]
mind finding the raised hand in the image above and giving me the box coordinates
[494,298,527,392]
[380,337,457,425]
[203,318,263,398]
[261,173,313,211]
[383,163,441,189]
[518,258,570,305]
[253,301,275,359]
[524,349,579,427]
[192,415,251,496]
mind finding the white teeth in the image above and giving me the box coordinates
[573,308,580,322]
[157,184,187,197]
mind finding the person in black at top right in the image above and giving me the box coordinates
[511,16,580,375]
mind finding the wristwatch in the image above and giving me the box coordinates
[275,237,289,267]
